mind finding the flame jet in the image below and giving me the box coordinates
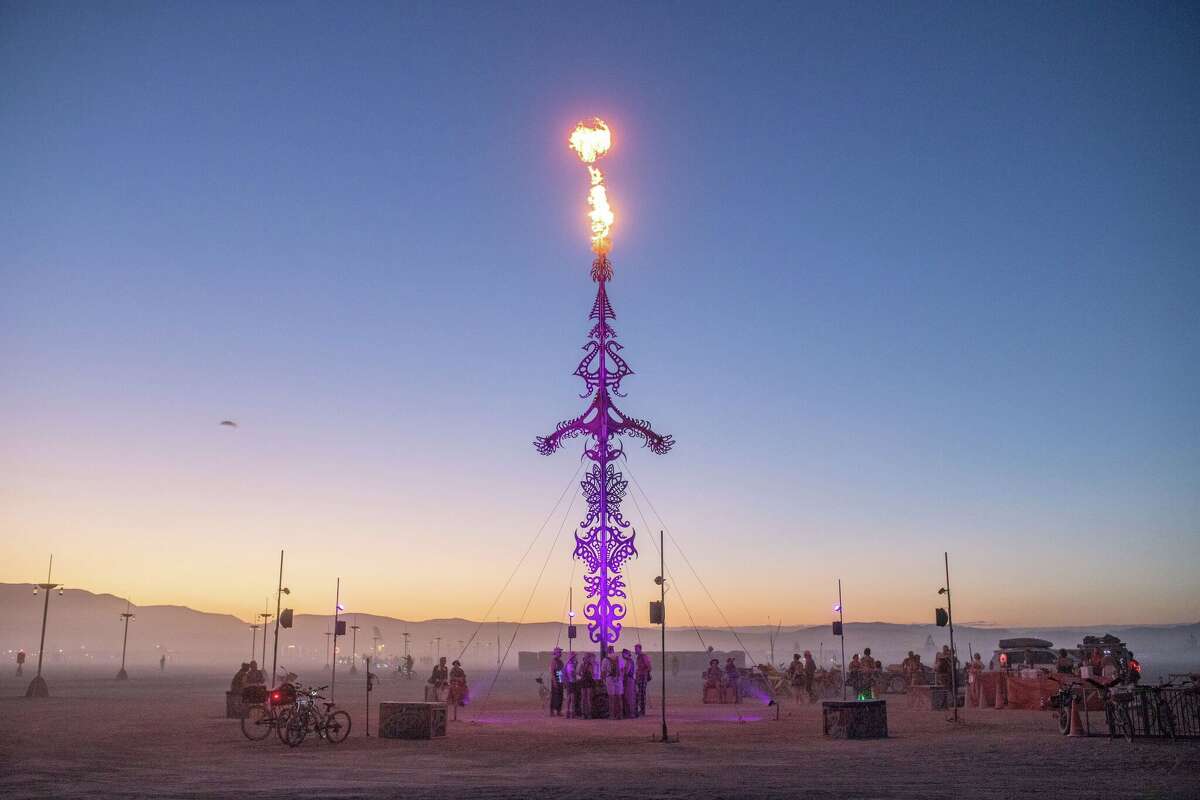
[568,118,615,260]
[535,119,673,657]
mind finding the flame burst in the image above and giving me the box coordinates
[568,118,614,255]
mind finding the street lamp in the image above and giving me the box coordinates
[270,549,289,688]
[26,555,63,698]
[349,619,361,674]
[257,607,272,669]
[116,602,135,681]
[249,623,259,660]
[937,552,959,723]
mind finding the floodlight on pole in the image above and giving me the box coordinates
[116,602,135,681]
[26,555,62,697]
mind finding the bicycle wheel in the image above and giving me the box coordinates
[1109,702,1134,742]
[282,710,308,748]
[1057,703,1070,735]
[274,707,293,745]
[241,704,273,742]
[324,710,351,744]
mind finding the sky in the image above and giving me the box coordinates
[2,1,1197,629]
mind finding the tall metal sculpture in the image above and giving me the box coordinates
[535,119,673,658]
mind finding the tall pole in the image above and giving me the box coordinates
[117,602,134,680]
[365,656,372,737]
[838,579,846,701]
[350,619,360,674]
[27,555,60,697]
[331,577,341,703]
[250,624,258,660]
[271,549,284,688]
[257,600,271,668]
[945,552,959,722]
[660,529,669,743]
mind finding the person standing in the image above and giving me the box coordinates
[245,660,264,686]
[447,660,468,719]
[670,654,680,678]
[16,649,26,677]
[724,657,740,703]
[230,662,250,693]
[603,651,624,719]
[635,644,653,718]
[578,652,596,719]
[621,649,637,718]
[430,656,449,701]
[159,654,166,672]
[549,647,565,717]
[563,651,578,718]
[803,650,817,703]
[787,654,804,703]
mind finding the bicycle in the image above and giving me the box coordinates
[279,685,351,747]
[1135,680,1181,740]
[1082,677,1135,741]
[240,683,297,742]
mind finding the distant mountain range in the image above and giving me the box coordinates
[2,583,1196,675]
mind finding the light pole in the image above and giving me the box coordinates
[249,624,259,661]
[939,552,959,722]
[324,632,333,668]
[434,637,442,660]
[654,529,671,743]
[350,619,360,674]
[836,580,846,700]
[257,605,272,669]
[116,602,135,680]
[331,579,342,703]
[270,550,290,688]
[26,555,63,698]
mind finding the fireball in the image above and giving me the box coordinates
[569,118,615,255]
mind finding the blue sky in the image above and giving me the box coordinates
[2,1,1197,625]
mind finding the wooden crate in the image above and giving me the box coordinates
[225,691,246,719]
[822,700,888,739]
[378,702,448,739]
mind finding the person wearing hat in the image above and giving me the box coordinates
[549,647,565,716]
[447,659,468,719]
[704,658,724,699]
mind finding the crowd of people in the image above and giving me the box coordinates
[542,644,654,719]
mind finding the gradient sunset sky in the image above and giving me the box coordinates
[2,2,1197,627]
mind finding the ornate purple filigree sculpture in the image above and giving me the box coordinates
[535,252,673,654]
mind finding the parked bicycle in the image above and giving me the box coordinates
[240,682,298,742]
[1134,678,1184,741]
[1081,677,1135,741]
[279,685,351,747]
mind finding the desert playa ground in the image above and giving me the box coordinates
[1,667,1196,799]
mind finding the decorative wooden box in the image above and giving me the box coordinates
[822,700,888,739]
[378,702,448,739]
